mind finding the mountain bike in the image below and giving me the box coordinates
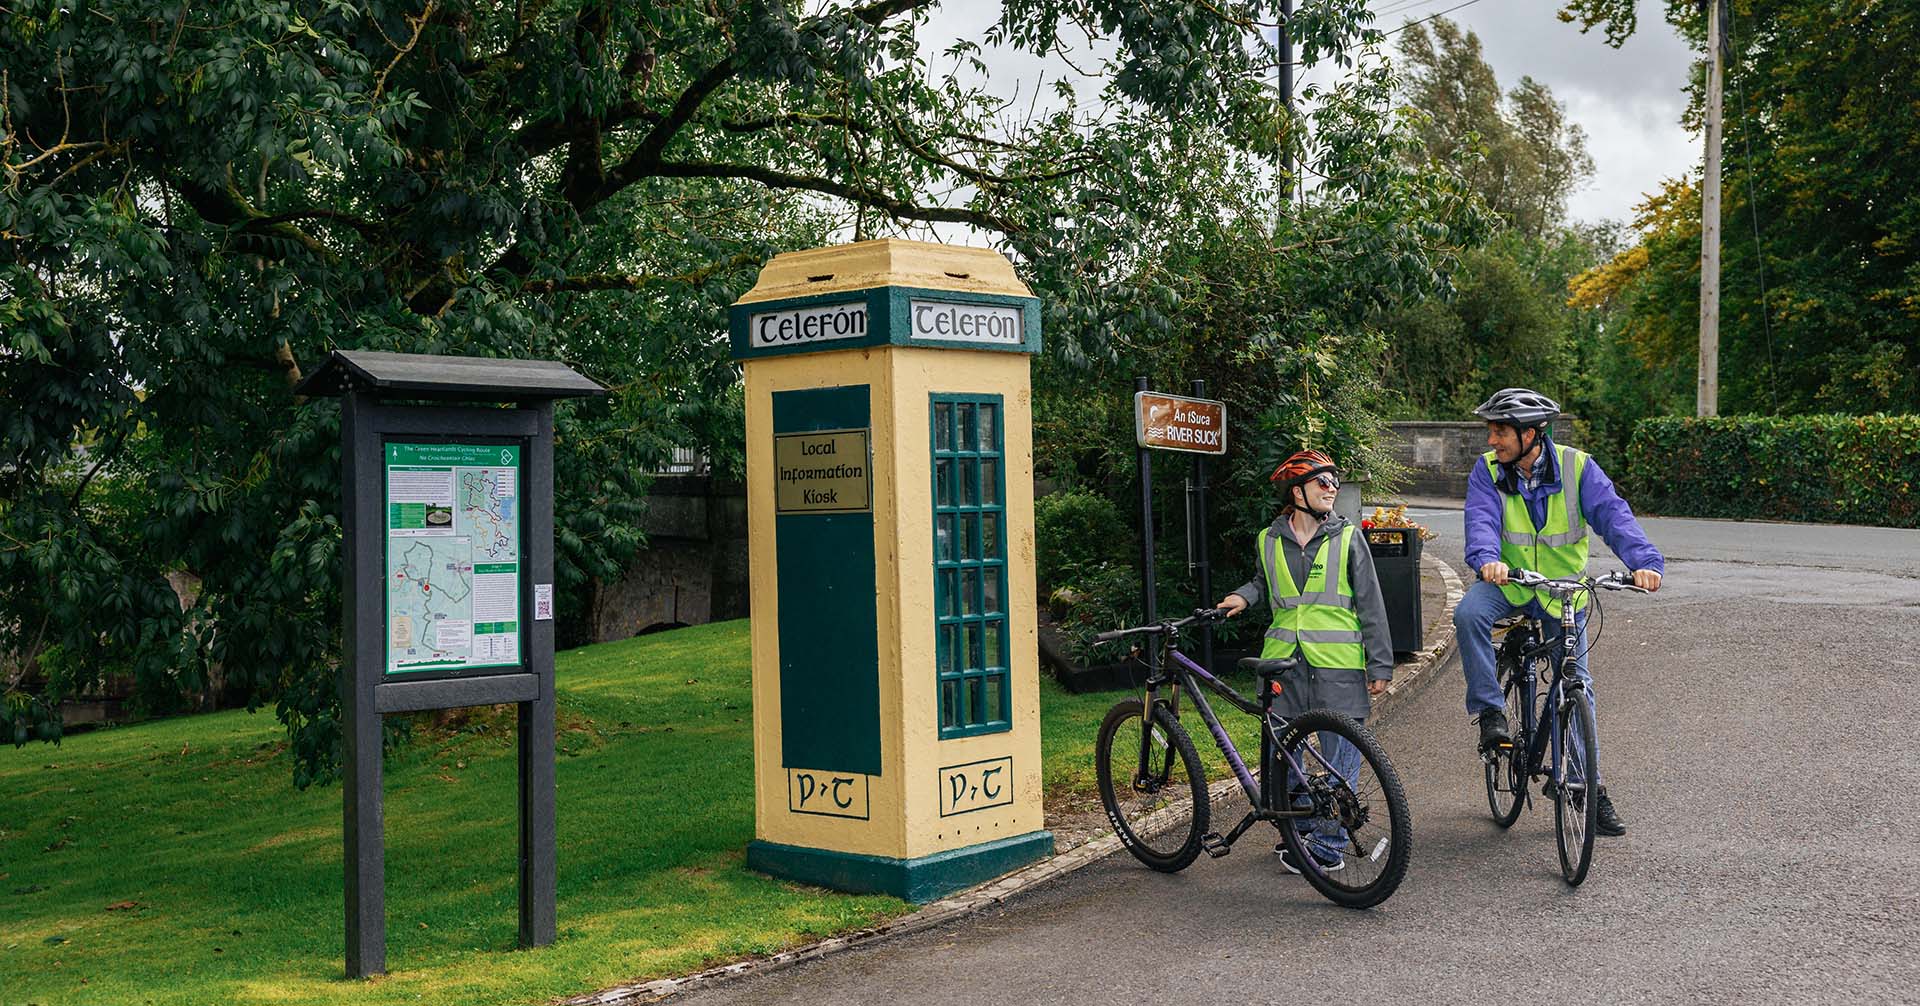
[1481,569,1649,886]
[1093,608,1412,908]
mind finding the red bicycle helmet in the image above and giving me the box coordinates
[1270,448,1338,488]
[1271,449,1339,517]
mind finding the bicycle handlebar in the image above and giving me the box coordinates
[1506,568,1651,594]
[1094,607,1232,644]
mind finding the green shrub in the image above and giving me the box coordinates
[1623,415,1920,527]
[1034,490,1134,591]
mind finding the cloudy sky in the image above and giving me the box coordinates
[919,0,1701,228]
[1358,0,1699,225]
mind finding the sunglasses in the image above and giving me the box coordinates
[1309,473,1340,491]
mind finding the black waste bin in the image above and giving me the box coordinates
[1366,528,1423,655]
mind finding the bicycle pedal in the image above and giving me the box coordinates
[1199,832,1231,858]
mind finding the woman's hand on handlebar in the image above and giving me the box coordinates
[1632,569,1662,593]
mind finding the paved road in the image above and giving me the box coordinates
[683,519,1920,1005]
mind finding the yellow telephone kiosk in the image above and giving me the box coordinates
[730,240,1051,901]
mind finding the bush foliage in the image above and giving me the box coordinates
[1623,415,1920,527]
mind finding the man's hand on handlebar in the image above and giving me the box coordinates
[1479,561,1511,585]
[1632,569,1662,593]
[1214,593,1249,617]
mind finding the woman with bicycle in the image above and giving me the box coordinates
[1215,449,1396,875]
[1457,388,1664,838]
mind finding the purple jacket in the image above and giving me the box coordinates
[1464,440,1666,576]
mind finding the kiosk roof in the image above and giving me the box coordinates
[295,350,606,401]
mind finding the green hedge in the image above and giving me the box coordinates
[1623,415,1920,527]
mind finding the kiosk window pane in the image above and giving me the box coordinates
[934,402,953,451]
[937,514,955,561]
[931,392,1011,738]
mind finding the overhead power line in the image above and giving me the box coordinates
[1385,0,1491,36]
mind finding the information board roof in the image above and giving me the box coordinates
[295,350,607,401]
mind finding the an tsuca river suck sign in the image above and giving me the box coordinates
[1134,391,1228,455]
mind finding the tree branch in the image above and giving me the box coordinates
[601,55,739,205]
[370,1,438,105]
[650,158,1016,232]
[519,252,763,295]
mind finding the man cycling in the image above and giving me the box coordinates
[1455,388,1663,837]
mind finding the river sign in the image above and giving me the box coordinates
[1134,391,1227,455]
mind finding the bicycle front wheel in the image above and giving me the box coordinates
[1274,710,1413,908]
[1554,689,1600,886]
[1096,699,1208,872]
[1484,665,1526,828]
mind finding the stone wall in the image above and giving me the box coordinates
[588,475,749,642]
[1383,418,1577,499]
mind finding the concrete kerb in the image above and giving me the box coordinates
[565,555,1468,1006]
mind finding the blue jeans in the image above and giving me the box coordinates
[1288,725,1366,857]
[1454,580,1600,786]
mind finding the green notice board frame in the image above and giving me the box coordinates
[383,440,527,678]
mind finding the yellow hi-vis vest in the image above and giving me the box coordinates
[1485,445,1591,617]
[1258,523,1364,670]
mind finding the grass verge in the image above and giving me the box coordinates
[0,621,1265,1006]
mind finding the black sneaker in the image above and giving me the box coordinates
[1595,787,1627,837]
[1477,709,1512,751]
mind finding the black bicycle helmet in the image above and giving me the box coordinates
[1472,387,1560,429]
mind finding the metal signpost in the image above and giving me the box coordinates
[1131,383,1229,665]
[297,350,605,978]
[1133,381,1241,792]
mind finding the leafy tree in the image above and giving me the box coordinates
[1395,17,1594,240]
[1374,17,1599,423]
[0,0,1463,780]
[1560,0,1920,415]
[1027,39,1484,633]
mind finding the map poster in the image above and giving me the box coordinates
[385,442,523,675]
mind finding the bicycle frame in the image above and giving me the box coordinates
[1133,637,1352,839]
[1505,598,1589,791]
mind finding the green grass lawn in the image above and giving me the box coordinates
[0,621,1263,1006]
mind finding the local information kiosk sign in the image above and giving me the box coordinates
[385,442,524,673]
[1134,391,1228,455]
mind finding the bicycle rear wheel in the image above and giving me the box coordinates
[1484,663,1526,827]
[1554,689,1600,886]
[1096,699,1208,872]
[1274,710,1413,908]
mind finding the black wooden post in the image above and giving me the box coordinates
[519,400,558,948]
[341,389,387,978]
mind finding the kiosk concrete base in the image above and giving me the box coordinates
[747,831,1054,904]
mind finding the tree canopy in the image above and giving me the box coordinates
[2,0,1480,780]
[1562,0,1920,416]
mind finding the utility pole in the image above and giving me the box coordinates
[1697,0,1725,417]
[1278,0,1295,212]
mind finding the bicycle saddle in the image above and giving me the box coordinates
[1237,657,1298,679]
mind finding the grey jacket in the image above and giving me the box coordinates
[1229,513,1395,720]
